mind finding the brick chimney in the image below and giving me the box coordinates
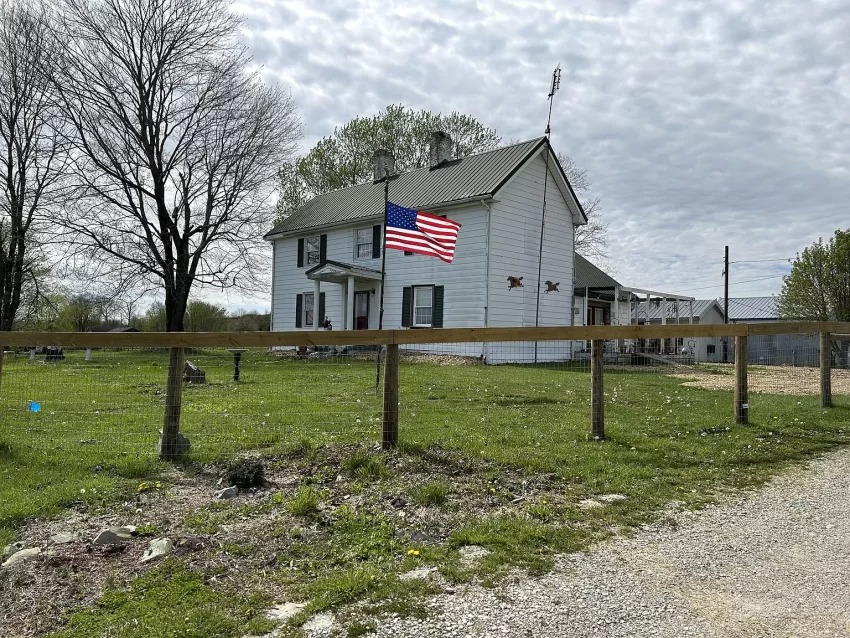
[372,149,395,182]
[429,131,453,169]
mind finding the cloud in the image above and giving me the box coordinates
[233,0,849,307]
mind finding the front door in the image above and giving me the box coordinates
[354,291,370,330]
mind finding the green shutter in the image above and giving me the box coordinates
[318,292,325,325]
[297,238,304,268]
[432,286,444,328]
[372,225,381,259]
[319,234,327,264]
[295,294,303,328]
[401,287,412,327]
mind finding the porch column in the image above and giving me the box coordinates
[347,275,355,331]
[374,281,382,329]
[583,287,589,325]
[661,298,667,353]
[611,286,620,326]
[313,279,321,331]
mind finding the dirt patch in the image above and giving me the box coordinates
[0,445,589,637]
[670,364,850,395]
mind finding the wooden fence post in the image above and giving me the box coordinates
[591,339,605,440]
[734,335,748,424]
[382,344,399,449]
[820,332,832,408]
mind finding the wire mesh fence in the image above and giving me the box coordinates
[0,324,847,466]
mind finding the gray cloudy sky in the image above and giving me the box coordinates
[235,0,849,307]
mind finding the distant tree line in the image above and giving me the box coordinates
[19,294,269,333]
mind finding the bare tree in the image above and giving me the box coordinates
[51,0,301,457]
[0,1,65,331]
[559,154,607,261]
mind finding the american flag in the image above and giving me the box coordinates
[385,203,461,263]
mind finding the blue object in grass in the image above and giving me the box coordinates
[28,401,41,413]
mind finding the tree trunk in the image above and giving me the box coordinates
[159,345,185,459]
[159,280,189,460]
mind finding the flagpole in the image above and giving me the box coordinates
[375,174,389,394]
[534,65,561,364]
[379,176,389,330]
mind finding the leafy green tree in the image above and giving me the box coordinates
[184,300,228,332]
[140,302,167,332]
[276,105,608,259]
[778,229,850,366]
[276,105,501,218]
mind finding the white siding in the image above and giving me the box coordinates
[484,151,575,363]
[269,151,580,365]
[271,207,488,342]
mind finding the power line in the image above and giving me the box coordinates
[729,257,792,264]
[671,274,785,294]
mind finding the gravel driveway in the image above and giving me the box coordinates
[373,448,850,637]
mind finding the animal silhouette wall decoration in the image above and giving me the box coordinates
[544,280,560,293]
[507,276,523,290]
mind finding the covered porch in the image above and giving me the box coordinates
[305,260,383,331]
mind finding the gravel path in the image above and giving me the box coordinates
[371,448,850,637]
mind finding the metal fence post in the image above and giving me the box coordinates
[591,339,605,440]
[820,332,832,408]
[735,335,748,424]
[382,343,399,449]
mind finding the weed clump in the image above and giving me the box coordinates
[411,480,449,507]
[226,458,265,488]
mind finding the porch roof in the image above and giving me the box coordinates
[305,260,383,284]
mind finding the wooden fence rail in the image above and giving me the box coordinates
[2,321,850,349]
[1,322,847,450]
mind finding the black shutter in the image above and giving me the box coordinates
[319,234,327,264]
[372,225,381,259]
[318,292,325,325]
[432,286,444,328]
[401,287,412,327]
[295,294,303,328]
[297,238,304,268]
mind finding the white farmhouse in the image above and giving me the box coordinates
[264,133,587,363]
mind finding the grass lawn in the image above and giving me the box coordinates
[0,348,848,636]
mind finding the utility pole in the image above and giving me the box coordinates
[723,245,729,363]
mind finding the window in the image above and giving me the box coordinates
[401,285,444,328]
[413,286,432,327]
[355,228,372,259]
[297,234,326,268]
[305,237,320,265]
[707,344,716,355]
[295,292,324,328]
[354,225,381,259]
[303,293,314,327]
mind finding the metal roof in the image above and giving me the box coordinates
[265,138,560,237]
[725,297,778,321]
[574,254,620,290]
[634,299,723,321]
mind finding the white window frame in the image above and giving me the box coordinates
[355,227,372,259]
[305,236,320,265]
[412,286,433,327]
[303,292,314,327]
